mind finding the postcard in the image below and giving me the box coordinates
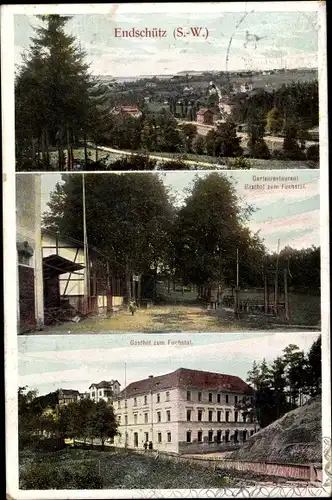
[2,2,330,499]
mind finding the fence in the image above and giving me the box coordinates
[132,449,322,483]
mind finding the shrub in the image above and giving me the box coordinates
[20,460,103,489]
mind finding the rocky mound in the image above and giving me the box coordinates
[231,396,322,464]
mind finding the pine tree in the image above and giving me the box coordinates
[15,15,106,170]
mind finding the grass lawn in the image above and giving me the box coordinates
[20,448,232,489]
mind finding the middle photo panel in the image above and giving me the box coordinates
[17,170,320,335]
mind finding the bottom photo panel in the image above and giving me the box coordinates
[17,332,328,496]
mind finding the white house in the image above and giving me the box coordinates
[89,380,121,403]
[113,368,258,454]
[16,174,44,333]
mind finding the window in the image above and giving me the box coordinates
[234,395,238,404]
[157,411,161,422]
[167,432,172,442]
[166,410,171,422]
[250,430,255,436]
[225,430,230,443]
[124,415,128,425]
[208,393,213,403]
[134,414,137,424]
[197,431,203,442]
[133,397,137,406]
[144,395,148,405]
[234,411,238,423]
[208,430,213,443]
[217,394,221,403]
[225,395,229,403]
[118,400,121,408]
[187,391,191,401]
[187,409,192,421]
[198,392,202,402]
[198,409,203,422]
[156,393,160,403]
[144,413,148,423]
[158,432,162,443]
[166,391,170,401]
[225,411,230,422]
[217,411,221,422]
[99,390,103,396]
[145,432,149,442]
[186,431,191,443]
[125,400,127,408]
[118,416,121,423]
[208,410,213,422]
[91,392,95,398]
[217,430,222,443]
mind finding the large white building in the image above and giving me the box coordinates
[113,368,258,454]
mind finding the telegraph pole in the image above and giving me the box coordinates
[274,239,280,316]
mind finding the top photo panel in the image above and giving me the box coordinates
[11,2,324,172]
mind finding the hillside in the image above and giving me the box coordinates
[231,396,322,464]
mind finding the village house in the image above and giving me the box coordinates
[196,108,215,126]
[89,380,121,403]
[232,82,254,94]
[58,389,80,406]
[111,105,142,118]
[16,174,44,333]
[113,368,258,455]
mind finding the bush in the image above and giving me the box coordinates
[306,144,319,162]
[20,460,103,489]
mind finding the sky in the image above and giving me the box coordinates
[14,4,318,77]
[18,332,319,396]
[40,170,320,253]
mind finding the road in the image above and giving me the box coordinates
[87,143,223,169]
[178,120,317,147]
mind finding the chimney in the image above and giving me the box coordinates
[148,375,154,378]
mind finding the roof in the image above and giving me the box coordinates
[120,105,140,112]
[197,108,214,115]
[43,254,85,278]
[42,228,84,248]
[59,389,80,396]
[89,380,120,390]
[120,368,254,398]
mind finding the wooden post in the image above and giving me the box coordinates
[264,275,268,314]
[234,287,240,317]
[284,268,289,321]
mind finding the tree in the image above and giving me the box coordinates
[247,109,270,159]
[194,135,206,155]
[172,172,265,289]
[266,107,283,135]
[43,173,175,302]
[91,400,118,449]
[179,123,198,153]
[306,144,319,163]
[15,15,106,170]
[304,335,321,397]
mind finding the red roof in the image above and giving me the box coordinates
[120,105,140,112]
[120,368,253,398]
[197,108,214,116]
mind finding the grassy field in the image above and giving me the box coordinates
[20,448,233,489]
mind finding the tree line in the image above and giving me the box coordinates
[43,172,320,303]
[236,335,321,429]
[19,388,118,451]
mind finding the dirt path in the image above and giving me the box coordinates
[39,304,248,334]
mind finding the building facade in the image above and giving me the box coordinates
[58,389,80,405]
[196,108,215,125]
[89,380,121,403]
[16,174,44,333]
[113,368,258,454]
